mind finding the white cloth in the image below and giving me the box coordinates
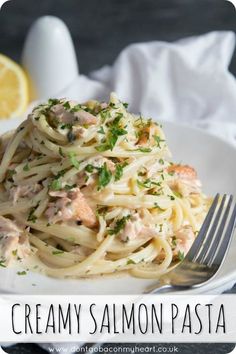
[57,30,236,147]
[36,31,236,354]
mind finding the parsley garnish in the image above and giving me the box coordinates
[97,127,105,134]
[114,162,127,181]
[172,236,177,247]
[127,259,136,265]
[70,104,82,113]
[168,195,175,201]
[108,215,130,235]
[173,191,182,198]
[68,152,80,169]
[23,163,30,172]
[153,135,165,148]
[27,205,38,223]
[59,147,65,157]
[96,113,127,151]
[52,250,64,255]
[97,163,112,190]
[153,203,165,211]
[122,102,129,109]
[48,169,67,190]
[0,260,6,268]
[50,179,62,191]
[17,271,27,276]
[178,251,185,262]
[159,158,164,165]
[85,164,95,173]
[64,184,77,191]
[48,98,60,106]
[135,147,152,153]
[137,178,161,189]
[60,123,73,130]
[63,101,71,110]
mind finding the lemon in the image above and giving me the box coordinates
[0,54,29,119]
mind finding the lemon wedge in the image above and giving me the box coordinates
[0,54,29,119]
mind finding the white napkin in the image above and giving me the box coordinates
[34,31,236,354]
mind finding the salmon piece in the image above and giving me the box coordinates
[173,225,195,257]
[10,184,42,204]
[0,216,31,264]
[138,127,150,145]
[70,188,97,227]
[45,188,97,228]
[167,164,201,197]
[74,110,97,125]
[118,214,152,242]
[167,164,197,180]
[119,216,142,242]
[137,123,160,146]
[49,101,97,127]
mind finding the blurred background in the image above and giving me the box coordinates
[0,0,236,353]
[0,0,236,74]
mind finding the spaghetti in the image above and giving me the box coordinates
[0,93,210,279]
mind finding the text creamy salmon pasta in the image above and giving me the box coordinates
[0,93,211,279]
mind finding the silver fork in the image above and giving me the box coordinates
[148,194,236,293]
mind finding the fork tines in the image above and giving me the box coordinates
[186,194,236,267]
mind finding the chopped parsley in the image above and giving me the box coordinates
[60,123,73,130]
[50,179,62,191]
[23,163,30,172]
[168,195,175,201]
[52,250,64,255]
[49,169,67,190]
[0,260,6,268]
[85,164,95,173]
[122,102,129,109]
[153,135,165,148]
[63,101,71,110]
[59,147,65,157]
[12,250,18,257]
[97,127,105,134]
[100,109,111,123]
[172,236,177,247]
[70,104,82,113]
[108,215,130,235]
[159,158,164,165]
[27,205,38,223]
[48,98,60,106]
[114,162,127,181]
[135,147,152,153]
[127,259,136,265]
[137,178,162,189]
[96,113,127,151]
[97,163,112,190]
[173,191,182,198]
[68,152,80,169]
[178,251,185,262]
[17,271,27,276]
[153,203,165,211]
[64,184,77,191]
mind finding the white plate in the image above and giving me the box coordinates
[0,119,235,295]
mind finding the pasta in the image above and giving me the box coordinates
[0,93,211,279]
